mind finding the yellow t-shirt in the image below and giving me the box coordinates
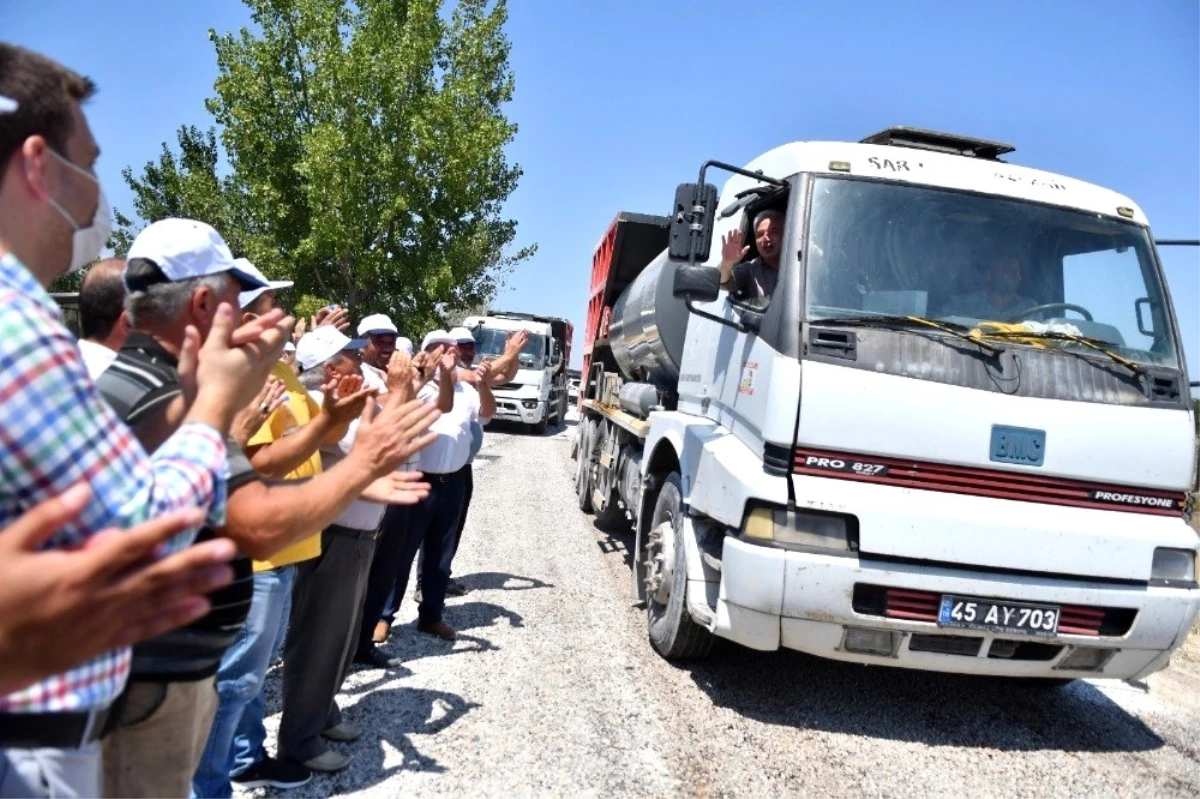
[248,360,324,571]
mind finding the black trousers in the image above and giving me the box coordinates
[278,524,376,763]
[450,465,474,564]
[393,467,468,626]
[356,504,409,654]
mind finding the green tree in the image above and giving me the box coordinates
[110,125,244,257]
[115,0,532,335]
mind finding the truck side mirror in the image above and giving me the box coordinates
[668,182,719,262]
[673,264,721,303]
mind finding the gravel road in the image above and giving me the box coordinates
[240,412,1200,798]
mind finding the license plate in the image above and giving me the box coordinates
[937,595,1060,637]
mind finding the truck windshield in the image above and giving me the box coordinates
[473,328,548,370]
[803,177,1180,369]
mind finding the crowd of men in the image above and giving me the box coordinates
[0,42,529,798]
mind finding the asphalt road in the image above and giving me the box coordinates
[244,412,1200,798]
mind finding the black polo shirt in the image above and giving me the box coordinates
[96,331,257,681]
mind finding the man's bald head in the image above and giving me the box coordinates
[80,258,128,346]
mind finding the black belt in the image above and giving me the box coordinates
[424,465,469,483]
[0,706,113,748]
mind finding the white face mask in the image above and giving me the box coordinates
[46,149,112,274]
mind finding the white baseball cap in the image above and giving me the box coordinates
[236,258,294,309]
[448,326,476,345]
[421,329,455,351]
[357,313,399,336]
[295,326,366,371]
[396,336,414,356]
[124,218,266,292]
[283,341,296,353]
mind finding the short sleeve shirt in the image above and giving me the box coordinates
[247,360,324,570]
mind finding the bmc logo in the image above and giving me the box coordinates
[989,425,1046,467]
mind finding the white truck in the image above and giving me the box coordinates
[464,310,573,434]
[575,126,1198,682]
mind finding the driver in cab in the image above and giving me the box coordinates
[944,252,1037,320]
[718,209,784,302]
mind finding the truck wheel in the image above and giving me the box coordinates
[645,473,713,659]
[575,421,595,512]
[531,417,548,435]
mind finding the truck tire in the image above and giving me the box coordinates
[575,420,596,512]
[531,416,548,435]
[646,473,713,660]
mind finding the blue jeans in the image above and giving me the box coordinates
[190,565,295,799]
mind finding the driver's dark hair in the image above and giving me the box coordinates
[0,44,96,172]
[753,209,785,230]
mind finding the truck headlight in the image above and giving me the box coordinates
[521,400,538,409]
[1151,548,1196,582]
[743,506,858,552]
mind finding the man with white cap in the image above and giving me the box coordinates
[350,312,418,667]
[442,326,487,596]
[380,329,494,642]
[357,312,413,392]
[276,328,434,773]
[194,261,361,795]
[0,45,292,798]
[236,257,293,318]
[94,220,439,797]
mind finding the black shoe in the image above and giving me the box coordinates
[445,578,469,597]
[230,757,313,789]
[353,646,400,669]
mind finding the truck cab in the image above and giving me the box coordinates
[465,310,573,434]
[576,127,1198,682]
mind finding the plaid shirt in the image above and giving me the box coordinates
[0,253,230,713]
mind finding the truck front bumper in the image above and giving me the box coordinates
[712,537,1200,680]
[491,397,545,425]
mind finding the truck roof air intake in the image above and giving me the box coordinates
[860,126,1015,160]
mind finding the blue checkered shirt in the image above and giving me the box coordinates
[0,253,229,713]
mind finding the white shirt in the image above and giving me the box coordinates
[415,379,489,474]
[310,390,387,531]
[360,362,388,393]
[78,338,117,379]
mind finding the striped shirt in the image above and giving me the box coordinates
[97,332,257,681]
[0,253,229,713]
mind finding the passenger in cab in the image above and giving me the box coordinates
[718,209,784,302]
[944,252,1037,321]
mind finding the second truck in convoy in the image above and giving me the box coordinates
[574,126,1198,682]
[464,310,573,434]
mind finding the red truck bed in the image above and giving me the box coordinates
[582,212,670,389]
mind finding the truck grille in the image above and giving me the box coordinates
[852,585,1135,636]
[792,447,1185,517]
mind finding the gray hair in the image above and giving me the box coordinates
[298,366,327,393]
[125,273,236,328]
[752,209,785,230]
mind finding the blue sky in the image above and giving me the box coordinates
[8,0,1198,377]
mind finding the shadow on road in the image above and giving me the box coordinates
[455,571,555,592]
[680,642,1163,754]
[279,687,479,797]
[592,516,636,571]
[486,419,574,437]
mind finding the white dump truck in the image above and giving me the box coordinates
[575,126,1198,682]
[464,310,573,434]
